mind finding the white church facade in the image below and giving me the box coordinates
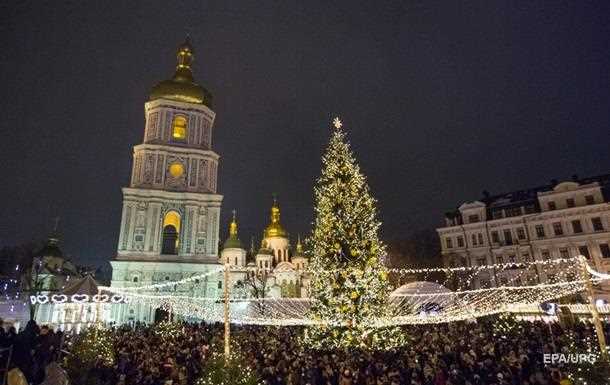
[105,40,308,325]
[108,39,225,324]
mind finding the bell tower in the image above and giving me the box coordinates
[110,39,223,324]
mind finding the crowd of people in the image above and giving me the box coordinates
[0,319,64,384]
[1,317,608,385]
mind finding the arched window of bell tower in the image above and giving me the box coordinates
[161,211,181,254]
[172,116,187,140]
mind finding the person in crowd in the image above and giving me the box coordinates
[0,317,606,385]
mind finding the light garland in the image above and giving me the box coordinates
[97,272,603,327]
[30,293,129,304]
[99,267,223,292]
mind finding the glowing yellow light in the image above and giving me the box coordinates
[163,211,181,234]
[172,116,187,139]
[169,163,184,178]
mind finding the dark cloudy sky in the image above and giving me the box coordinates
[1,1,609,266]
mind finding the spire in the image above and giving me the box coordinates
[149,38,213,106]
[223,209,242,249]
[250,236,256,254]
[264,195,287,238]
[229,209,238,237]
[174,36,195,82]
[49,216,61,244]
[295,234,303,255]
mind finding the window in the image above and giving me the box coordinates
[496,256,504,264]
[548,201,556,211]
[468,214,479,223]
[477,258,487,266]
[566,198,575,208]
[446,238,453,249]
[578,246,590,259]
[503,230,513,245]
[133,277,138,283]
[524,204,537,214]
[477,233,484,245]
[508,255,516,264]
[165,276,170,281]
[541,250,550,260]
[585,195,595,205]
[572,220,583,234]
[600,244,610,258]
[161,211,181,255]
[172,115,187,140]
[506,207,522,217]
[535,225,545,239]
[491,231,500,243]
[457,236,464,248]
[517,227,526,240]
[553,222,563,236]
[471,234,477,246]
[559,248,569,259]
[218,281,222,289]
[592,217,604,231]
[492,210,504,220]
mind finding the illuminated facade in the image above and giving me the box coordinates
[437,175,610,302]
[219,198,310,298]
[109,39,224,324]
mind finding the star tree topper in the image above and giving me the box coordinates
[332,116,343,130]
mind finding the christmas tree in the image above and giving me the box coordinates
[65,325,115,385]
[305,117,403,350]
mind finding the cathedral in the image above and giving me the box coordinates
[220,198,310,299]
[108,40,308,324]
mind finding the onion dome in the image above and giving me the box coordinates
[293,235,306,258]
[223,210,242,249]
[258,239,274,256]
[38,235,63,258]
[264,196,287,238]
[150,37,213,107]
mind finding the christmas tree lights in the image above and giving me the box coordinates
[304,117,404,349]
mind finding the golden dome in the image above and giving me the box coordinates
[150,38,213,107]
[223,210,242,249]
[264,196,287,238]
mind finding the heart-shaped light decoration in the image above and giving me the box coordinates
[71,294,89,303]
[111,294,124,303]
[93,294,109,303]
[51,294,68,303]
[36,295,49,304]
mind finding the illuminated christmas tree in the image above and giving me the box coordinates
[305,117,403,350]
[65,325,115,385]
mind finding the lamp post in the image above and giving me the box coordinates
[223,263,230,364]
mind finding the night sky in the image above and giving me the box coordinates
[1,1,610,266]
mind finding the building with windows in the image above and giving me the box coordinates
[104,40,309,325]
[219,198,310,299]
[109,39,224,324]
[437,174,610,301]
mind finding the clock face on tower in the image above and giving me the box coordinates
[169,163,185,178]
